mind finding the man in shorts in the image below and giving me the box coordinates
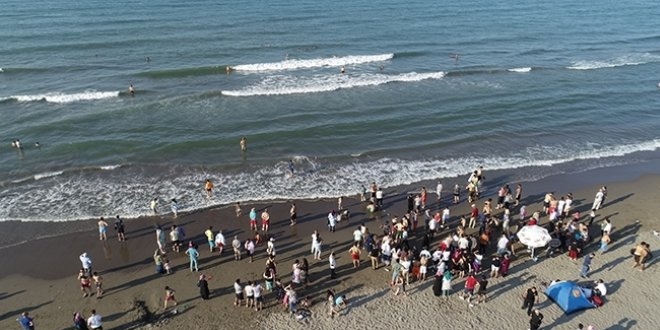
[232,236,242,260]
[204,179,214,198]
[253,281,264,311]
[114,215,126,241]
[204,226,215,252]
[92,272,104,299]
[460,272,478,304]
[249,208,258,231]
[261,209,270,233]
[245,280,255,308]
[234,279,244,306]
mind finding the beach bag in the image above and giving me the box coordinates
[592,295,604,307]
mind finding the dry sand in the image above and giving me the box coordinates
[2,165,660,330]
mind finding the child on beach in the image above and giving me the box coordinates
[164,286,177,309]
[92,272,104,299]
[78,269,92,297]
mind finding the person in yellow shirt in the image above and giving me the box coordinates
[204,226,215,252]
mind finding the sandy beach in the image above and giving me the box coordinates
[2,162,660,330]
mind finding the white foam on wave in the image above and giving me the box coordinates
[33,171,64,180]
[1,90,120,104]
[567,53,660,70]
[232,53,394,72]
[2,138,660,222]
[508,67,532,73]
[222,71,446,97]
[100,164,122,171]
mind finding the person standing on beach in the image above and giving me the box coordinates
[290,203,297,226]
[261,208,271,233]
[156,226,166,254]
[92,272,104,299]
[204,226,215,253]
[245,239,255,262]
[592,188,605,211]
[528,309,544,330]
[78,269,93,297]
[328,210,337,232]
[170,225,181,253]
[234,279,244,306]
[235,202,242,218]
[249,208,258,231]
[164,286,177,309]
[232,236,242,260]
[436,181,443,203]
[522,286,539,316]
[240,137,247,152]
[79,253,92,274]
[97,218,109,241]
[329,251,337,279]
[215,230,226,254]
[580,253,595,278]
[376,188,384,207]
[186,242,200,272]
[349,243,361,269]
[515,184,523,206]
[453,183,460,204]
[420,186,428,209]
[114,216,126,241]
[205,179,214,198]
[86,309,102,330]
[198,274,210,300]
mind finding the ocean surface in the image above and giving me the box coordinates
[1,0,660,221]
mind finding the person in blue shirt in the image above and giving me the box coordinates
[18,312,35,330]
[186,243,200,272]
[580,253,595,278]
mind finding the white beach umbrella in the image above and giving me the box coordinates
[517,225,552,261]
[517,225,552,248]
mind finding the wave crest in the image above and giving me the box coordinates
[567,53,660,70]
[1,90,120,104]
[232,53,394,72]
[222,71,445,96]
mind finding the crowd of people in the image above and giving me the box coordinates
[17,165,655,330]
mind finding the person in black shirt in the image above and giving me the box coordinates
[529,309,544,330]
[522,286,539,316]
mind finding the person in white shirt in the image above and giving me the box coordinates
[312,233,323,260]
[253,281,264,311]
[497,234,509,255]
[458,235,469,251]
[87,309,102,330]
[353,227,363,248]
[79,252,92,274]
[441,207,450,227]
[233,279,244,306]
[329,251,337,279]
[266,237,276,257]
[232,236,241,261]
[328,211,337,232]
[436,182,443,202]
[311,230,319,254]
[557,197,566,219]
[592,189,604,211]
[594,279,607,297]
[375,188,384,207]
[215,231,226,254]
[244,280,255,308]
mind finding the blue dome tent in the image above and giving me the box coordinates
[544,281,595,314]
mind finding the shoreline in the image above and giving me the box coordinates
[3,155,660,251]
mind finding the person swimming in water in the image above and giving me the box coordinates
[340,66,346,74]
[128,84,135,96]
[288,160,295,176]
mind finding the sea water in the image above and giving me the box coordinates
[1,0,660,221]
